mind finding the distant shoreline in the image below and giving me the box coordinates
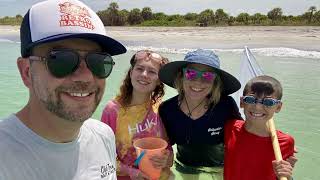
[1,25,320,52]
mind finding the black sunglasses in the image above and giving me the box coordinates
[243,96,281,107]
[29,49,115,78]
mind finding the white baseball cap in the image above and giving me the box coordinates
[20,0,126,57]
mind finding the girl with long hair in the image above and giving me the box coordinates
[101,50,173,180]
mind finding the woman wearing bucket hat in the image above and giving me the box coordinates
[158,49,242,179]
[101,50,174,180]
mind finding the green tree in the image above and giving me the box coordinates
[97,10,108,25]
[153,12,168,21]
[236,13,250,25]
[97,2,124,26]
[117,10,128,25]
[314,10,320,23]
[0,15,22,25]
[285,15,295,23]
[301,12,311,23]
[103,2,127,26]
[184,13,198,21]
[141,7,152,21]
[107,2,120,25]
[109,2,118,11]
[289,15,303,25]
[308,6,317,23]
[197,9,215,26]
[128,8,143,25]
[93,3,320,27]
[251,13,267,24]
[168,14,183,21]
[267,7,283,24]
[15,14,22,19]
[228,16,235,25]
[215,9,229,25]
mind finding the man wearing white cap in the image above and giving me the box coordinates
[0,0,126,179]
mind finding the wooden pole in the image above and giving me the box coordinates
[268,117,287,180]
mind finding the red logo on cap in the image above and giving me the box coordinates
[59,2,95,30]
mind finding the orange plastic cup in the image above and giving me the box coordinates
[133,137,168,180]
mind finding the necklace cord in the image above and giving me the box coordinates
[185,98,206,117]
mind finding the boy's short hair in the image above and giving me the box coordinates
[243,75,283,100]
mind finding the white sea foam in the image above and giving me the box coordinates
[0,38,16,43]
[126,46,320,59]
[250,47,320,59]
[1,38,319,59]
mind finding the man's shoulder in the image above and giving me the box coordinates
[83,119,113,134]
[0,114,16,124]
[0,114,19,134]
[81,119,116,155]
[83,118,110,131]
[0,115,25,154]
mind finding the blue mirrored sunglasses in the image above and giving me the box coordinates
[243,96,281,107]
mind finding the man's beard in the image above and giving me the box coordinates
[41,83,103,122]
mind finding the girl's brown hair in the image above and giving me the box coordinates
[117,50,169,107]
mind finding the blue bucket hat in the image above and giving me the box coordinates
[159,49,241,95]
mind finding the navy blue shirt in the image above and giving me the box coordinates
[159,95,242,167]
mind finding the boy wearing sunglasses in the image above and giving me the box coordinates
[0,0,126,180]
[224,75,295,180]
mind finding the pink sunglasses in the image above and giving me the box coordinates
[183,68,216,82]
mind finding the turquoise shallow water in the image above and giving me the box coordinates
[0,38,319,179]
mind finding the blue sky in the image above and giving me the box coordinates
[0,0,319,17]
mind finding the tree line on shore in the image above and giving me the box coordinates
[0,3,319,26]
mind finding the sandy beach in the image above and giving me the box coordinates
[1,25,320,51]
[108,26,320,51]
